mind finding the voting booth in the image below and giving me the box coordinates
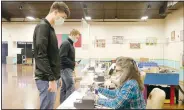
[144,73,179,105]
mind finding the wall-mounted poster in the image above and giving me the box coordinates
[146,37,157,45]
[171,31,175,41]
[112,36,124,44]
[130,43,140,49]
[180,30,184,41]
[96,39,105,48]
[56,34,82,48]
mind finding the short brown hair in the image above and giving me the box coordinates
[49,2,70,18]
[70,29,81,36]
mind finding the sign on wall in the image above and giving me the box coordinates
[96,39,106,48]
[146,37,157,45]
[112,36,124,44]
[56,34,82,48]
[130,43,141,49]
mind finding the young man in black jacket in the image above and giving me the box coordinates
[59,29,81,104]
[33,2,70,109]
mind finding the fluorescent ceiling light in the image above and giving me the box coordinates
[85,16,91,20]
[141,16,148,20]
[26,16,35,20]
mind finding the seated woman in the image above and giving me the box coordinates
[95,56,146,109]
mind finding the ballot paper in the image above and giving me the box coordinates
[95,104,112,109]
[94,93,112,109]
[99,93,108,99]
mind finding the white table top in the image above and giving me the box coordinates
[57,72,108,109]
[57,88,88,109]
[57,72,94,109]
[57,88,109,109]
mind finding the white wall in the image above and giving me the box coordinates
[2,22,83,56]
[89,20,165,59]
[164,5,183,64]
[2,23,36,56]
[2,19,165,59]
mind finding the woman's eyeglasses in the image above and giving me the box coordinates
[115,69,123,72]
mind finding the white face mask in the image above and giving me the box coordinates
[69,36,78,43]
[73,38,78,43]
[115,65,130,87]
[55,16,64,25]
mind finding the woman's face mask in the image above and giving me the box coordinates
[115,65,122,73]
[54,16,65,25]
[115,65,130,85]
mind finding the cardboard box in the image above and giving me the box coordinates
[140,57,149,62]
[149,67,160,73]
[143,67,160,73]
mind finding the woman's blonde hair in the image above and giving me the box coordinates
[116,56,144,91]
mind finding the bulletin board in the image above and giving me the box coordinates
[130,43,141,49]
[112,36,124,44]
[146,37,157,45]
[96,39,106,48]
[56,34,82,48]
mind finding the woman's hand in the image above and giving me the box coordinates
[95,94,99,104]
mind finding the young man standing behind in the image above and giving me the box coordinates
[59,29,81,104]
[33,2,70,109]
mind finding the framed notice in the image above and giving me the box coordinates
[56,34,82,48]
[171,31,175,41]
[130,43,140,49]
[112,36,124,44]
[96,39,105,48]
[146,37,157,45]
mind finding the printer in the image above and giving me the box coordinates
[94,73,105,82]
[74,91,96,109]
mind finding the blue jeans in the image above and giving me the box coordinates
[35,79,59,109]
[60,68,75,104]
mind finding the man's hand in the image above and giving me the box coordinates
[75,62,79,67]
[59,79,62,87]
[48,80,57,92]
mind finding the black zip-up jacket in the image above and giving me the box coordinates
[59,38,75,70]
[33,19,60,81]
